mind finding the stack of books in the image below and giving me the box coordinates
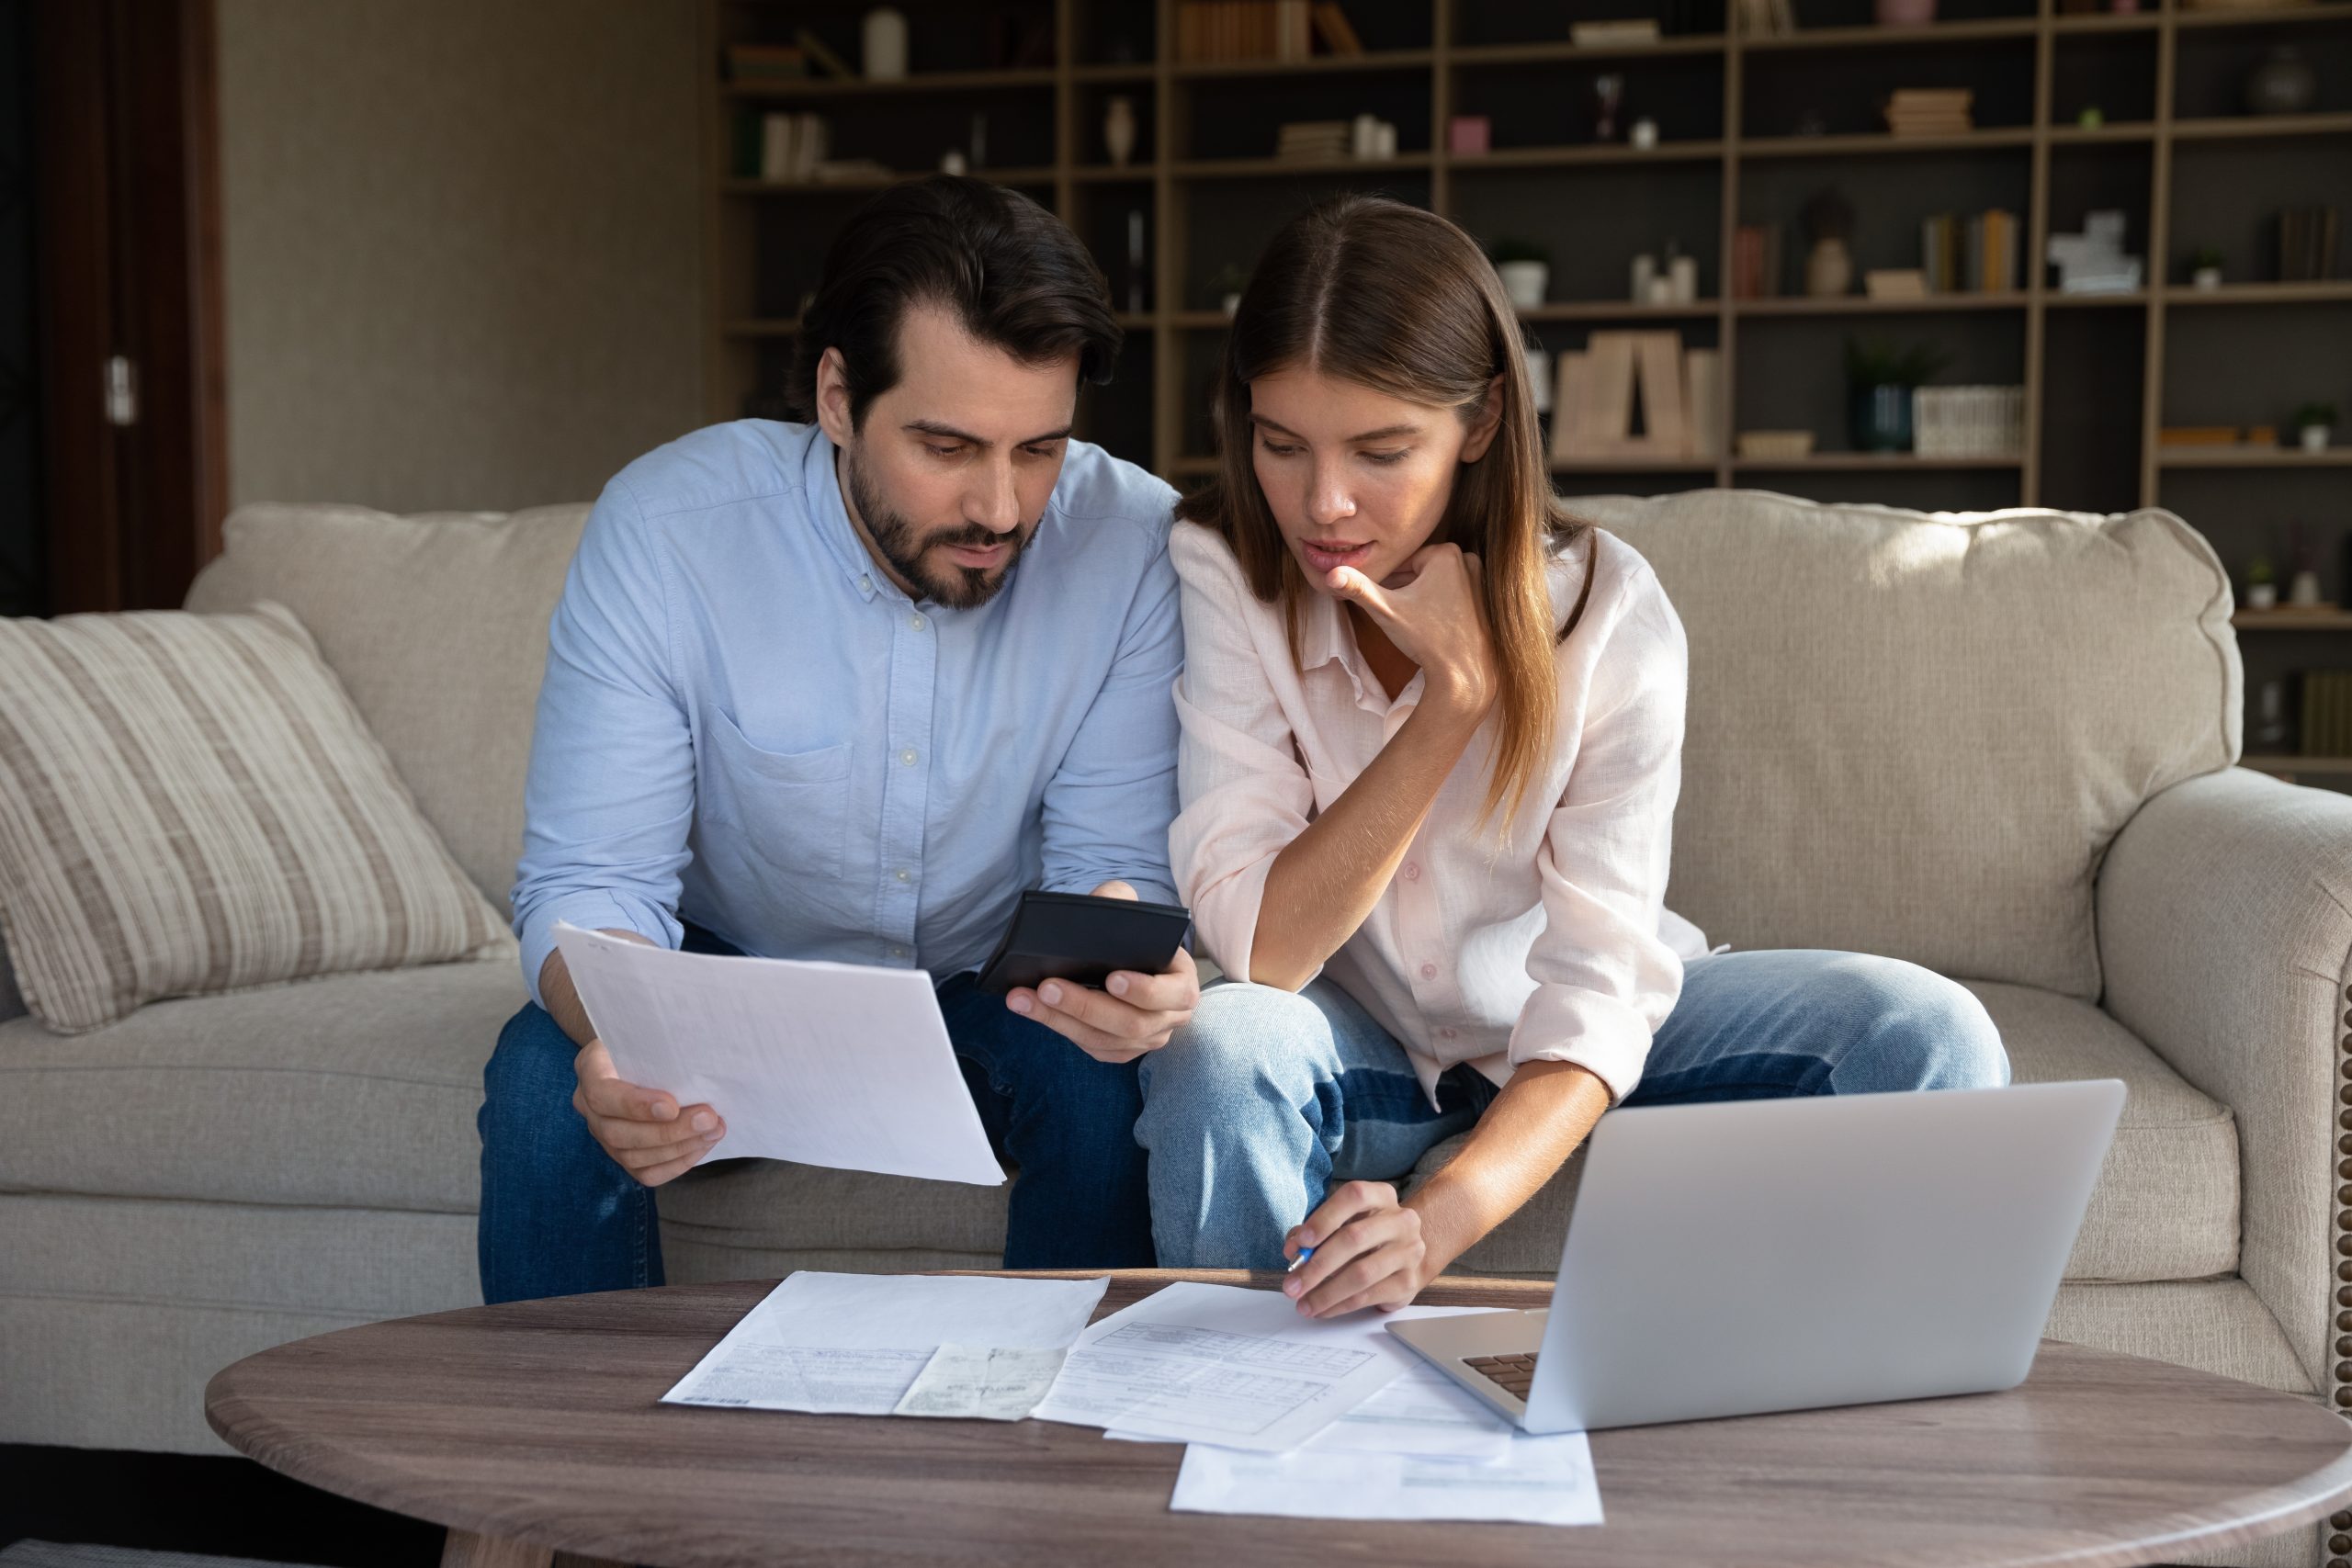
[2278,207,2341,283]
[1883,88,1973,137]
[1730,223,1785,299]
[735,111,832,183]
[725,43,807,83]
[1178,1,1341,62]
[2304,671,2352,759]
[1920,209,2019,293]
[1275,120,1352,160]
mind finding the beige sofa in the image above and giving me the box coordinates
[4,483,2348,1563]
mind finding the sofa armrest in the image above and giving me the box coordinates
[2096,766,2352,1397]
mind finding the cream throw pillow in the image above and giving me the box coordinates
[0,601,506,1032]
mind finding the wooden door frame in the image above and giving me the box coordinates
[34,0,228,614]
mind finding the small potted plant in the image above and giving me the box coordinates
[1845,334,1953,453]
[1206,264,1250,317]
[1488,237,1551,310]
[2245,554,2278,611]
[2292,400,2335,453]
[2188,246,2224,290]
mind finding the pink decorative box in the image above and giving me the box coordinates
[1449,116,1492,154]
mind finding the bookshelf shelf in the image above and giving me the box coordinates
[1452,141,1727,170]
[2171,1,2352,28]
[2045,121,2157,143]
[2155,446,2352,468]
[2234,609,2352,631]
[2162,281,2352,306]
[1167,48,1433,77]
[1522,300,1724,321]
[1735,292,2030,314]
[1740,128,2041,158]
[2169,111,2352,142]
[1738,17,2044,50]
[724,166,1058,194]
[1450,35,1731,64]
[1170,153,1437,179]
[722,67,1058,98]
[2044,289,2153,307]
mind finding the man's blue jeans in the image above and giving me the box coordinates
[476,928,1155,1303]
[1134,950,2012,1269]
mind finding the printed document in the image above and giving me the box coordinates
[1035,1281,1442,1450]
[553,921,1003,1184]
[1170,1431,1604,1526]
[663,1271,1108,1415]
[893,1344,1072,1420]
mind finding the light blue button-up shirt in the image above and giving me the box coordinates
[512,420,1182,1007]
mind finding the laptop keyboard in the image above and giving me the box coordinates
[1465,1351,1541,1400]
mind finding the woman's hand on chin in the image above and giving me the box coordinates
[1279,1180,1434,1317]
[1327,543,1497,721]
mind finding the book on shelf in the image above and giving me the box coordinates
[1552,331,1717,462]
[1275,120,1352,159]
[1883,87,1973,136]
[1180,1,1328,62]
[2278,207,2341,283]
[1570,18,1662,45]
[1732,222,1784,299]
[755,111,831,183]
[1311,3,1364,55]
[794,27,854,80]
[1920,209,2018,292]
[2305,671,2352,759]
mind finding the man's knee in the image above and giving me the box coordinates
[1836,957,2010,1092]
[481,1002,583,1137]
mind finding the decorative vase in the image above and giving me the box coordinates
[863,7,909,81]
[2245,47,2316,116]
[1806,236,1853,298]
[2290,570,2324,606]
[2303,423,2333,453]
[1103,96,1137,166]
[1498,261,1550,310]
[1849,383,1914,452]
[1876,0,1937,24]
[2192,265,2222,290]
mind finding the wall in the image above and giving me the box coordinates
[215,0,705,513]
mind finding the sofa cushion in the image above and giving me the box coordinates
[0,948,523,1213]
[0,601,508,1032]
[184,502,591,916]
[1575,491,2239,999]
[1420,978,2236,1284]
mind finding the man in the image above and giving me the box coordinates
[479,177,1198,1303]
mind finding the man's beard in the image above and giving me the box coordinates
[843,443,1037,610]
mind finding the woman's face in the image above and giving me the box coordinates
[1247,365,1498,592]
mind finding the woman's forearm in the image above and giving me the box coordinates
[1405,1059,1611,1274]
[1248,700,1484,988]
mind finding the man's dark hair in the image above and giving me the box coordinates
[788,176,1121,429]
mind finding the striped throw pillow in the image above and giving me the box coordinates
[0,601,507,1032]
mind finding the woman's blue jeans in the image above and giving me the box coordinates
[1133,950,2011,1269]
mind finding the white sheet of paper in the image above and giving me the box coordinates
[553,921,1003,1184]
[1170,1431,1604,1526]
[1101,1309,1513,1459]
[1034,1281,1443,1451]
[893,1344,1069,1420]
[662,1271,1108,1415]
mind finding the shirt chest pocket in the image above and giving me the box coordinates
[698,711,854,884]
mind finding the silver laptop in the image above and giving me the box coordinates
[1387,1079,2124,1433]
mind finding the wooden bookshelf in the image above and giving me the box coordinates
[707,0,2350,776]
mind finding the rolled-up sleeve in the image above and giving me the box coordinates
[1039,529,1184,906]
[1166,529,1317,986]
[511,477,695,1007]
[1510,573,1689,1101]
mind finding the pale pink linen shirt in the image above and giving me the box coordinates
[1168,522,1708,1108]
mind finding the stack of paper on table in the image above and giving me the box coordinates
[1038,1281,1604,1526]
[663,1272,1108,1420]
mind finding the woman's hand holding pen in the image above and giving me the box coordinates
[1280,1180,1432,1318]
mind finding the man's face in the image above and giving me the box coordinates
[819,302,1080,610]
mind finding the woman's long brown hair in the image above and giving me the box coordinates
[1178,195,1592,827]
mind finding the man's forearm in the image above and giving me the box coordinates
[535,929,655,1050]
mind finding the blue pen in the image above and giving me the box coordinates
[1284,1246,1315,1275]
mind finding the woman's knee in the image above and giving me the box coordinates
[1138,982,1335,1132]
[1836,956,2010,1092]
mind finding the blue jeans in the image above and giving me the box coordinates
[477,928,1155,1303]
[1134,950,2011,1269]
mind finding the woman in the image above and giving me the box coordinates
[1136,196,2007,1315]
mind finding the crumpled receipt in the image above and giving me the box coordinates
[891,1344,1071,1420]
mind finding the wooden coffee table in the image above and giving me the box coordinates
[206,1269,2352,1568]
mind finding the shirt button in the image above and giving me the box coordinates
[899,749,918,766]
[860,574,873,592]
[1419,962,1438,980]
[1403,861,1421,882]
[889,945,908,959]
[895,867,911,883]
[909,614,926,631]
[1440,1027,1457,1041]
